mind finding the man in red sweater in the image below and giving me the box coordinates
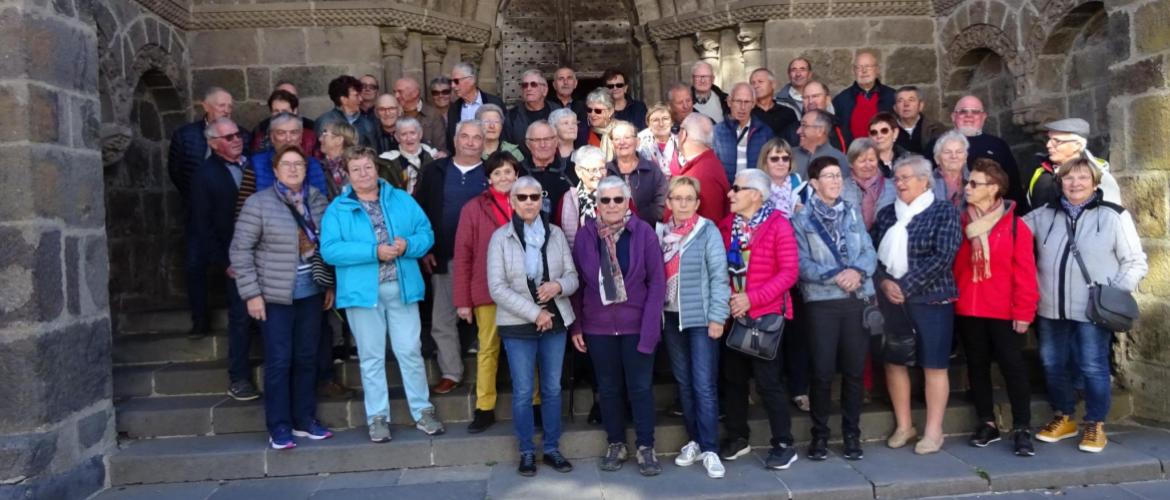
[674,113,731,223]
[831,51,895,145]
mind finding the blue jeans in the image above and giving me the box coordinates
[1037,318,1112,422]
[346,281,432,423]
[502,330,566,454]
[662,312,720,453]
[585,334,656,448]
[261,293,323,433]
[226,279,253,384]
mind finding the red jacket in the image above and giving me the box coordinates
[719,211,798,320]
[953,203,1039,322]
[453,190,511,308]
[676,149,730,224]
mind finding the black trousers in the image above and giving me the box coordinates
[722,343,793,448]
[957,315,1031,429]
[806,298,869,439]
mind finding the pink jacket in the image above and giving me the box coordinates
[719,211,799,320]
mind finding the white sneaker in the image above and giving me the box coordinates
[702,452,725,479]
[675,441,701,467]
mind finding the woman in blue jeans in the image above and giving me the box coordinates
[656,176,730,479]
[486,176,579,476]
[1024,158,1147,452]
[231,144,334,449]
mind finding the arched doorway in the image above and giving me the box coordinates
[945,48,1039,170]
[103,69,189,314]
[1037,1,1109,154]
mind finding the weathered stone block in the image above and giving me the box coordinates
[17,11,97,93]
[1033,56,1065,93]
[868,18,935,45]
[307,27,380,65]
[1067,45,1111,92]
[1111,56,1165,96]
[1,456,104,500]
[1110,10,1131,63]
[260,28,306,65]
[0,228,62,328]
[799,48,854,92]
[271,65,349,100]
[246,66,270,102]
[30,147,105,228]
[77,407,111,450]
[1135,0,1170,55]
[1130,94,1170,170]
[84,235,109,315]
[191,68,245,101]
[765,19,866,49]
[0,431,56,481]
[189,29,259,67]
[1140,242,1170,297]
[885,46,938,85]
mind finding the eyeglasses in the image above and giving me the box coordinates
[893,175,919,184]
[598,196,626,205]
[606,83,626,89]
[216,132,242,142]
[954,108,985,116]
[278,161,306,169]
[649,116,671,124]
[527,136,557,144]
[587,107,609,115]
[730,99,754,107]
[966,180,992,188]
[869,127,892,136]
[514,193,543,202]
[361,84,379,91]
[817,172,843,180]
[520,81,544,89]
[375,106,399,113]
[668,195,697,203]
[730,184,757,193]
[450,77,468,85]
[481,119,502,126]
[1047,137,1080,146]
[431,89,452,96]
[768,155,790,163]
[693,74,713,80]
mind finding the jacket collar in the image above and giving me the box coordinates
[850,79,885,98]
[340,178,396,208]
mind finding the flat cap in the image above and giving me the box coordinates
[1043,118,1090,137]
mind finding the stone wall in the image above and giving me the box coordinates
[0,0,114,497]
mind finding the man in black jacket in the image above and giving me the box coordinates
[506,69,560,157]
[445,62,505,152]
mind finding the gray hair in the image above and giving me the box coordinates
[429,76,451,88]
[453,62,477,79]
[805,109,832,130]
[895,85,923,101]
[691,60,713,75]
[203,117,237,139]
[202,86,230,101]
[396,117,421,135]
[750,68,775,83]
[932,130,970,164]
[520,69,544,82]
[730,82,756,101]
[595,175,632,200]
[667,82,690,101]
[525,119,554,140]
[680,113,713,146]
[585,87,614,110]
[454,119,484,136]
[548,108,577,127]
[893,155,934,188]
[846,137,879,164]
[575,145,605,168]
[609,120,637,139]
[268,111,301,131]
[474,103,505,121]
[510,175,543,196]
[734,168,772,196]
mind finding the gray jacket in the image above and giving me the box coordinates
[231,186,329,304]
[792,199,877,302]
[1023,194,1147,323]
[655,217,731,330]
[486,218,578,334]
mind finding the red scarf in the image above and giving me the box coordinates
[663,214,699,281]
[488,187,512,226]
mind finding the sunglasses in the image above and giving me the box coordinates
[588,107,608,115]
[606,83,626,89]
[598,196,626,205]
[869,127,892,136]
[730,185,756,193]
[520,81,544,89]
[966,180,992,188]
[955,108,985,116]
[450,77,468,85]
[768,155,790,163]
[431,89,452,96]
[514,193,543,202]
[217,132,242,142]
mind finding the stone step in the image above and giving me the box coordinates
[108,397,1064,486]
[116,308,230,335]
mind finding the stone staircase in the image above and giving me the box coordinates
[105,309,1133,487]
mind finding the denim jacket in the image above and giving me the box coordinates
[792,199,878,302]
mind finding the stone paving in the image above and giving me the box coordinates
[93,423,1170,500]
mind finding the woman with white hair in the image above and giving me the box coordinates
[376,117,444,194]
[1027,117,1121,210]
[477,104,525,162]
[932,130,970,208]
[717,168,801,471]
[549,108,580,182]
[560,145,614,248]
[637,103,679,177]
[584,88,617,162]
[872,156,962,455]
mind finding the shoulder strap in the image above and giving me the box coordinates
[281,199,318,243]
[1064,216,1094,285]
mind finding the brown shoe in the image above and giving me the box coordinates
[432,378,459,394]
[317,381,354,399]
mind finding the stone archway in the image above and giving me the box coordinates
[1033,1,1110,154]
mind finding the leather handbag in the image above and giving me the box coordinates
[725,301,786,361]
[282,202,335,289]
[1068,229,1139,332]
[879,301,917,366]
[862,298,885,336]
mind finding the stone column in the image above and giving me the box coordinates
[421,35,448,91]
[738,22,765,74]
[693,31,721,87]
[403,32,425,86]
[380,27,409,89]
[0,1,114,498]
[655,37,682,95]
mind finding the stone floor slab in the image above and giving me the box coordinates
[208,476,324,500]
[844,444,988,499]
[943,435,1163,491]
[1109,427,1170,467]
[597,453,787,500]
[110,432,266,485]
[398,464,492,484]
[310,480,486,500]
[1120,479,1170,499]
[265,426,433,477]
[91,481,221,500]
[755,449,873,500]
[1055,483,1147,499]
[485,459,605,500]
[316,469,402,491]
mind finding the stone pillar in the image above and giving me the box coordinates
[0,1,114,498]
[403,32,425,86]
[738,22,765,74]
[421,35,449,91]
[693,31,721,87]
[655,38,682,96]
[719,28,743,86]
[380,27,409,89]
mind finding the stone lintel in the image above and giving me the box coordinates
[646,0,931,41]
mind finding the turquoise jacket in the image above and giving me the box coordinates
[320,179,434,308]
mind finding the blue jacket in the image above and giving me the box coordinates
[792,199,878,302]
[320,179,434,308]
[654,217,730,330]
[712,117,774,184]
[250,150,329,194]
[315,108,378,148]
[168,119,252,200]
[189,154,242,266]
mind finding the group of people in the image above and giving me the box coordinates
[171,53,1146,479]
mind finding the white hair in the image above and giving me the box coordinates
[734,168,772,196]
[680,113,713,146]
[474,103,504,121]
[510,175,543,195]
[203,117,236,139]
[575,145,605,168]
[453,62,477,79]
[595,175,632,200]
[396,117,421,134]
[455,119,484,136]
[548,108,577,127]
[893,155,934,188]
[268,112,301,131]
[932,130,970,165]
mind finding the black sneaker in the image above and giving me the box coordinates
[765,444,798,470]
[518,452,537,477]
[532,404,543,429]
[720,437,751,461]
[669,398,684,417]
[636,446,661,476]
[467,409,495,434]
[843,435,864,461]
[1012,428,1035,457]
[228,380,260,401]
[543,450,573,473]
[807,437,828,461]
[969,423,1002,448]
[587,402,602,425]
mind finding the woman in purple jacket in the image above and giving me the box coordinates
[571,175,667,477]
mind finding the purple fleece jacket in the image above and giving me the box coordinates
[570,216,666,354]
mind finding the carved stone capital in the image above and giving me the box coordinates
[101,123,133,166]
[463,42,486,67]
[736,22,763,52]
[380,27,409,57]
[421,36,448,63]
[654,39,680,66]
[693,31,720,60]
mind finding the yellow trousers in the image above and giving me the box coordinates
[474,304,540,410]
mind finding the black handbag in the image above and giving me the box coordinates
[725,301,786,360]
[282,202,335,289]
[880,301,918,366]
[1067,223,1139,331]
[862,298,885,336]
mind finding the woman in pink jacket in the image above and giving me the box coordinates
[717,168,801,471]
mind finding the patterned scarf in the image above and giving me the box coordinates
[591,121,616,162]
[596,216,630,304]
[810,195,848,259]
[576,181,597,224]
[769,175,797,219]
[662,214,699,280]
[855,174,884,229]
[728,200,775,293]
[274,181,317,259]
[324,155,347,195]
[1061,193,1096,221]
[964,199,1005,282]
